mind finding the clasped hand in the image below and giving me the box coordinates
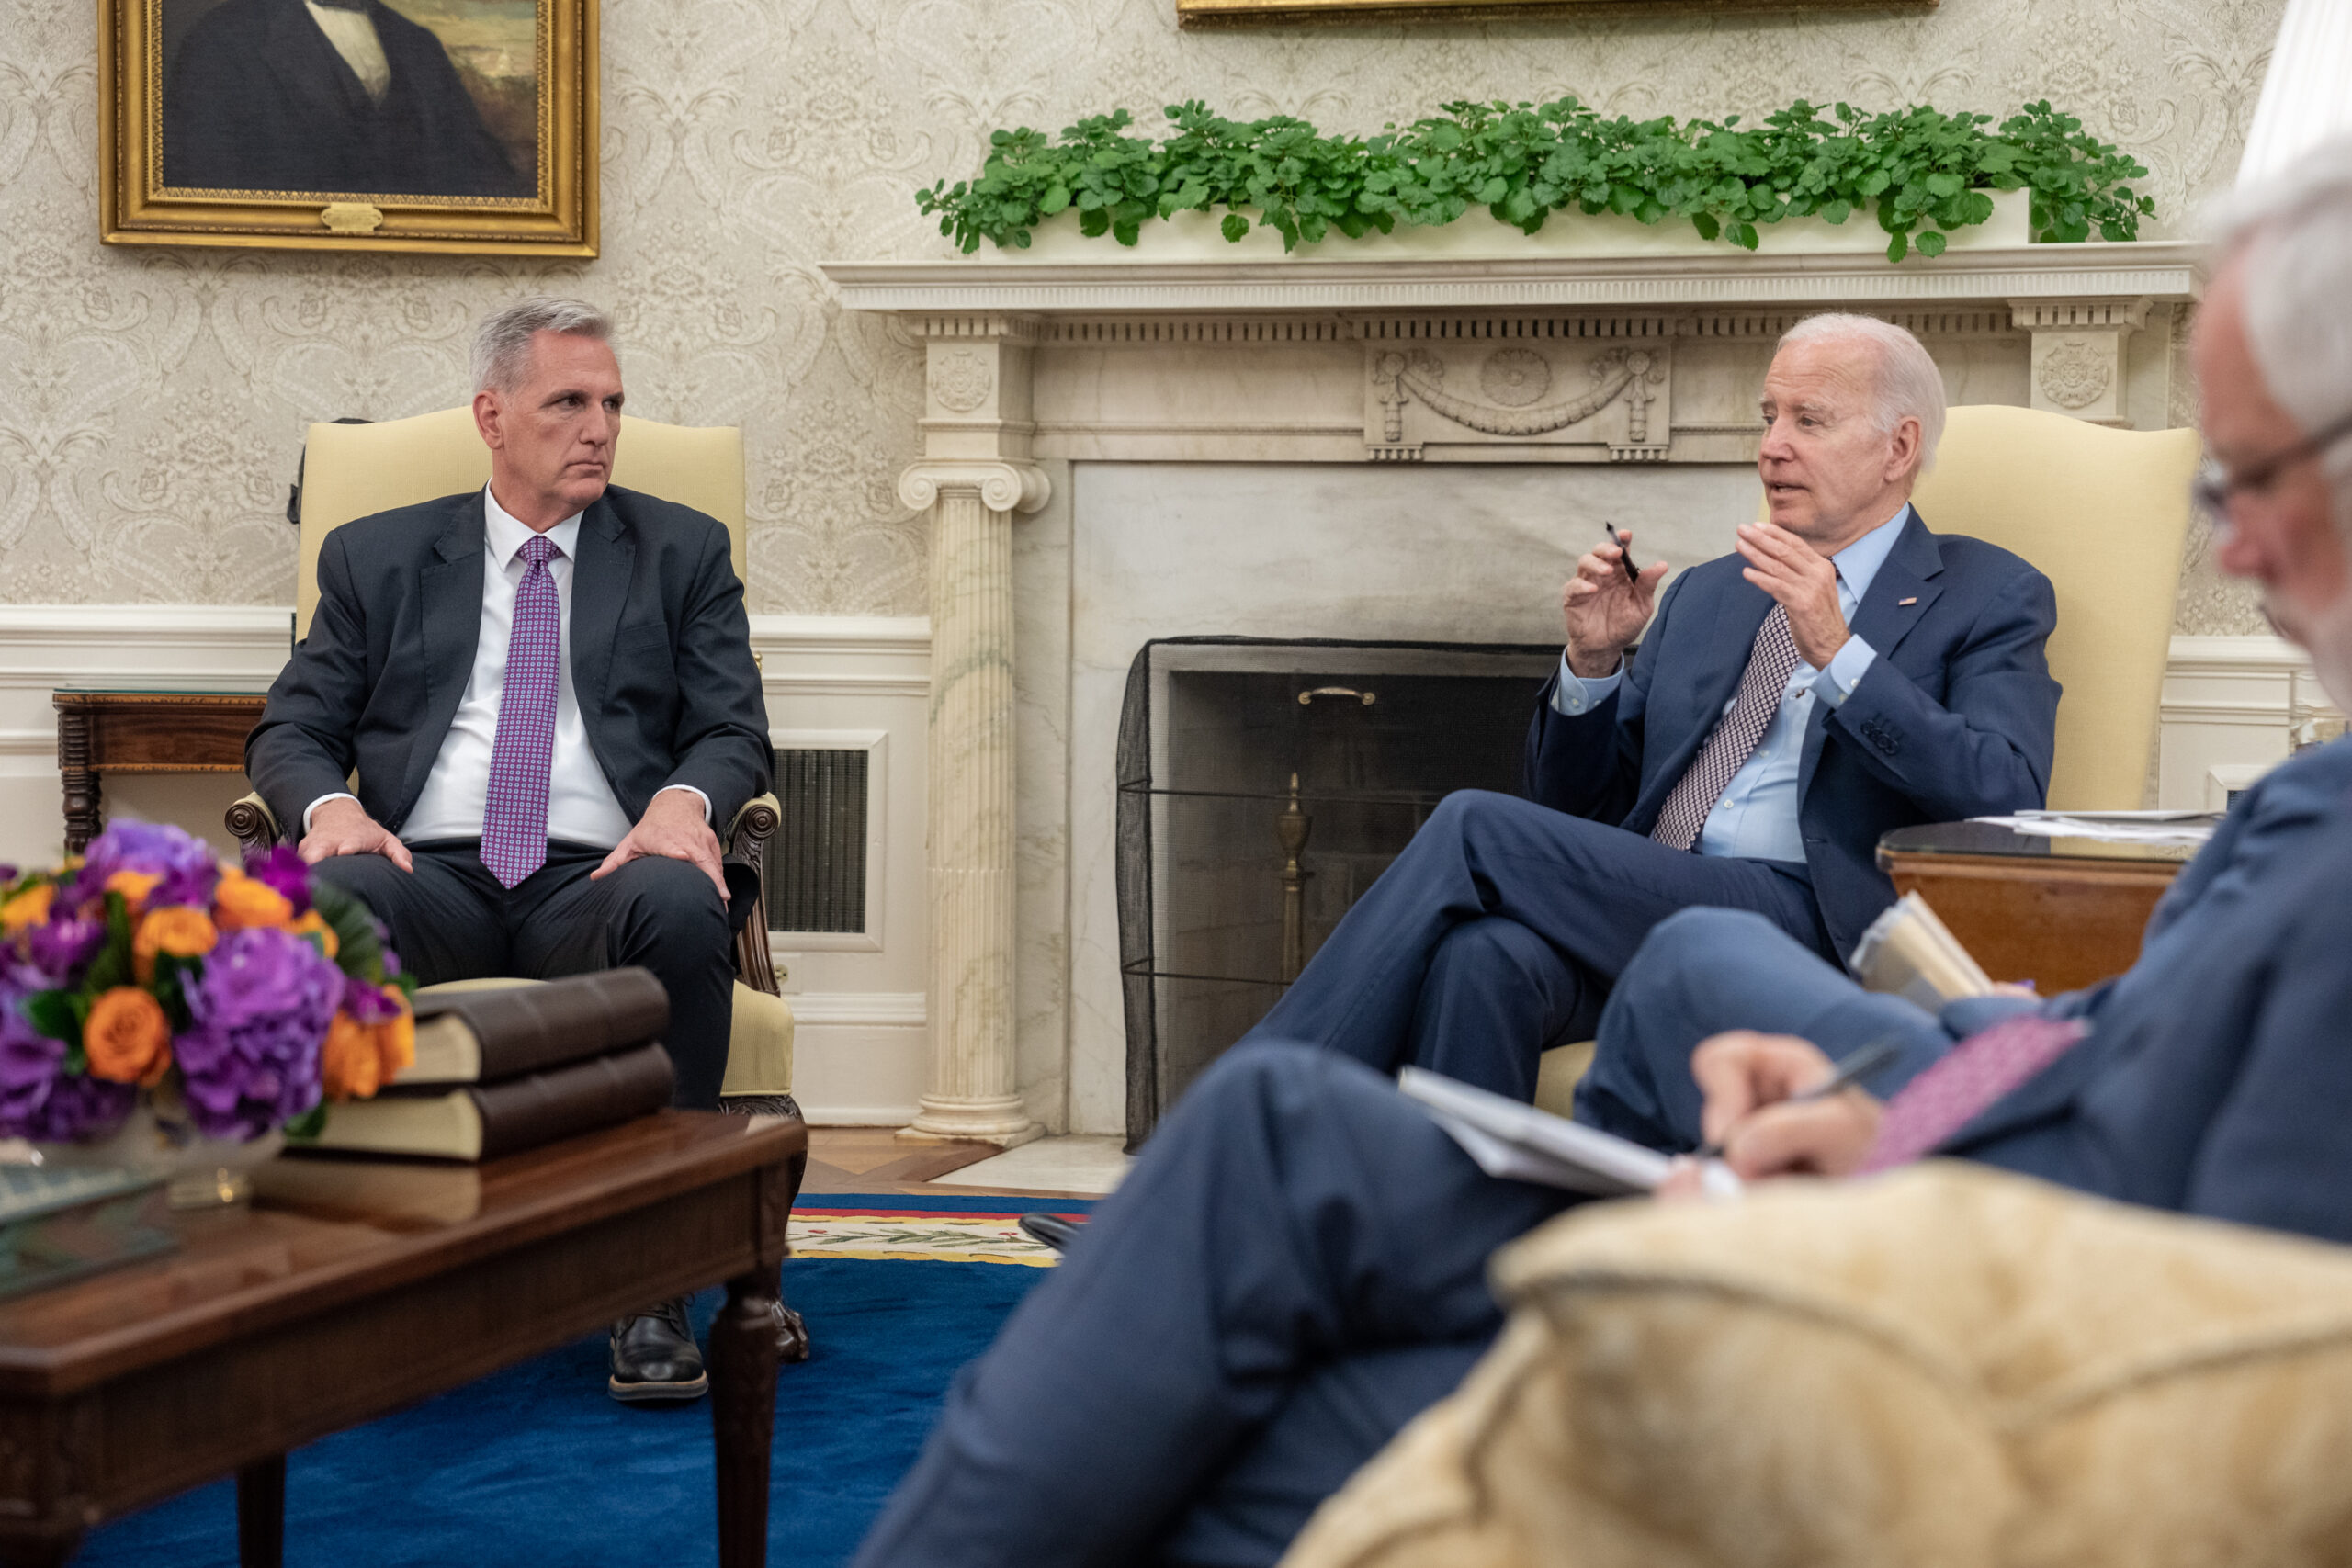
[1654,1031,1884,1200]
[1736,521,1850,669]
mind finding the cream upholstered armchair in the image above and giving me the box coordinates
[1530,405,2203,1115]
[225,407,795,1107]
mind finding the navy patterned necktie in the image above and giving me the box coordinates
[480,534,561,887]
[1648,604,1804,852]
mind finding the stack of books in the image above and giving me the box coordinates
[288,969,675,1161]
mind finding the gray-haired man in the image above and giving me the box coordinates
[248,298,783,1402]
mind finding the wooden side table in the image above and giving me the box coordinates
[52,692,269,854]
[1877,821,2195,994]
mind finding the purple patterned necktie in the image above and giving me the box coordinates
[1649,604,1804,852]
[481,533,561,887]
[1856,1015,2090,1173]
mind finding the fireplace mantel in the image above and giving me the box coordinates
[821,237,2203,1141]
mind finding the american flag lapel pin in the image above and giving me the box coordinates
[1898,596,1918,606]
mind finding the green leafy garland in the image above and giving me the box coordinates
[917,98,2154,263]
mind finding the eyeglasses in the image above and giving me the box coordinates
[2192,406,2352,526]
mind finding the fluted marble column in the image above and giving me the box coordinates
[899,457,1048,1144]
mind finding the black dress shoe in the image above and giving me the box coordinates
[1018,1213,1084,1253]
[609,1296,707,1404]
[771,1298,811,1364]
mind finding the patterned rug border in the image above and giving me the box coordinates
[791,1194,1097,1266]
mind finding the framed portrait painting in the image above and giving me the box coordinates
[1178,0,1928,21]
[102,0,596,254]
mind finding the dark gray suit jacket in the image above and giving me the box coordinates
[248,485,770,842]
[1943,739,2352,1243]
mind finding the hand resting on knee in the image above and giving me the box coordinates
[300,796,414,872]
[592,785,727,903]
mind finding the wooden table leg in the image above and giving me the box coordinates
[54,707,98,856]
[236,1453,285,1568]
[710,1264,780,1568]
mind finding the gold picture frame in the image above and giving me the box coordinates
[1179,0,1930,23]
[102,0,597,255]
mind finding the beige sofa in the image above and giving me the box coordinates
[1283,1164,2352,1568]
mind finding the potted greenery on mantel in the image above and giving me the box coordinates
[917,98,2154,265]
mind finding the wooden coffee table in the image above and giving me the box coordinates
[0,1111,807,1567]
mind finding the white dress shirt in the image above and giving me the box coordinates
[1551,503,1912,863]
[303,2,390,103]
[305,484,707,846]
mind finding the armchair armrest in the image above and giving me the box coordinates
[226,793,282,856]
[725,793,781,995]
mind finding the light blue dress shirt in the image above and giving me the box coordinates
[1552,503,1912,864]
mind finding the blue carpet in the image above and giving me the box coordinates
[79,1258,1044,1566]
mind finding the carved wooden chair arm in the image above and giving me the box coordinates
[225,793,282,856]
[725,793,782,995]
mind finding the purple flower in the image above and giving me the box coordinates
[177,927,341,1141]
[0,990,132,1142]
[341,976,404,1025]
[22,915,105,985]
[241,844,312,916]
[75,821,218,911]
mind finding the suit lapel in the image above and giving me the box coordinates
[259,0,373,124]
[569,495,632,719]
[402,493,488,819]
[1798,508,1946,796]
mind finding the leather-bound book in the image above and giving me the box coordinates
[288,1042,676,1161]
[397,969,670,1087]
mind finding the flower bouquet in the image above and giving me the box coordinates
[0,822,413,1201]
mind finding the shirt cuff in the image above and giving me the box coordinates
[1811,635,1878,708]
[302,792,359,836]
[1550,649,1623,716]
[654,784,713,824]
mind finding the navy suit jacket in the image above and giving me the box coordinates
[248,486,771,841]
[1945,739,2352,1244]
[1523,510,2060,958]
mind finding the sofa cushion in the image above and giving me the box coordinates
[1282,1164,2352,1568]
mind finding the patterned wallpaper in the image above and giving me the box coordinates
[0,0,2283,626]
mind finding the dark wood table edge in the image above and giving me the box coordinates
[0,1111,805,1568]
[1875,846,2186,884]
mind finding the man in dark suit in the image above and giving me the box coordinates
[164,0,526,197]
[248,298,771,1403]
[850,147,2352,1568]
[1240,314,2059,1104]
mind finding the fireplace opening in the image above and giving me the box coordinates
[1116,637,1559,1147]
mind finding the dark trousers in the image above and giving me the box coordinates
[853,1043,1578,1568]
[1243,790,1835,1101]
[856,911,1960,1568]
[311,839,735,1110]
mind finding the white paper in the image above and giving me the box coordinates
[1400,1066,1673,1196]
[1970,812,2220,846]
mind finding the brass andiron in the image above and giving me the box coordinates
[1277,773,1313,983]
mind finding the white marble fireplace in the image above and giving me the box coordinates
[821,233,2203,1141]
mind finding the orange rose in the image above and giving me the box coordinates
[103,870,164,917]
[375,987,415,1080]
[0,884,53,936]
[133,906,218,983]
[84,987,172,1086]
[282,908,339,960]
[320,1013,383,1100]
[213,870,293,932]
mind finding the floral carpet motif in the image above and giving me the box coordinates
[791,1193,1094,1266]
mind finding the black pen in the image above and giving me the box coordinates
[1602,522,1641,585]
[1693,1037,1902,1163]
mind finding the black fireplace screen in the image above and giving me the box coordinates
[1116,637,1558,1147]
